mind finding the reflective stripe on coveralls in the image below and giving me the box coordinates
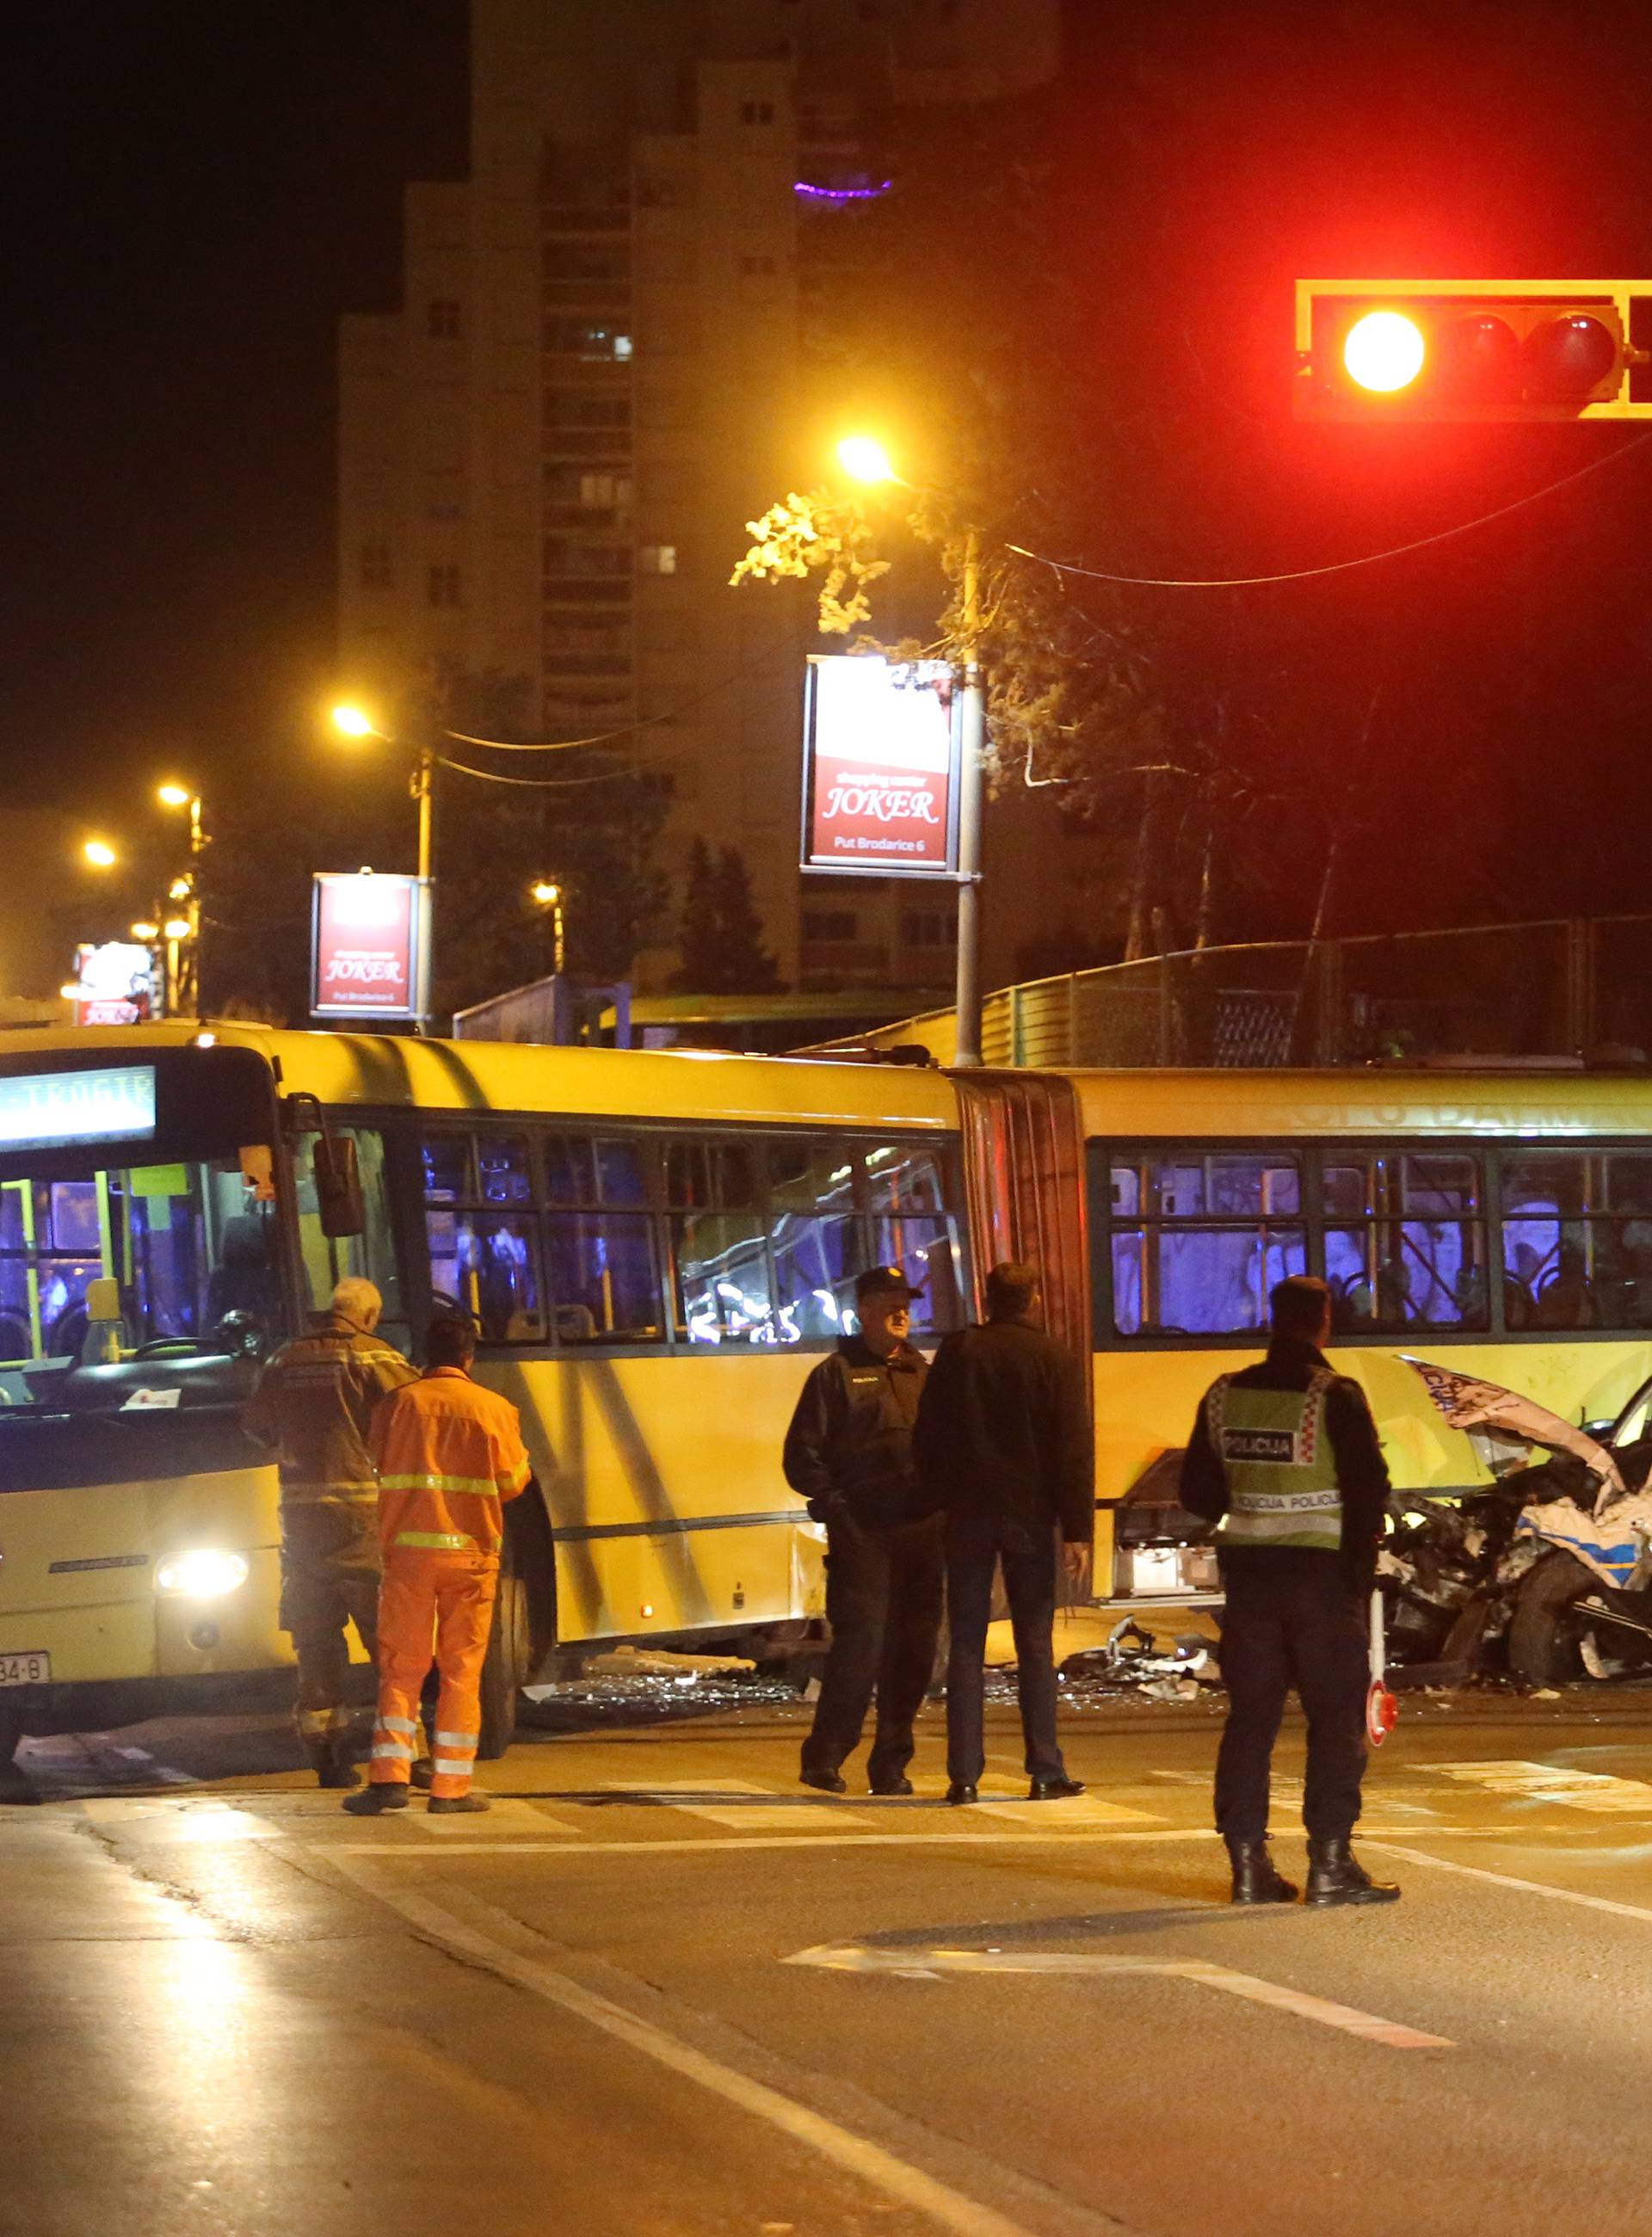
[368,1554,497,1797]
[1206,1368,1344,1552]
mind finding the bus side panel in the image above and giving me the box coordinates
[476,1354,826,1646]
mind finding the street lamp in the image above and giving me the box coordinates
[834,434,988,1068]
[82,839,117,870]
[156,782,206,1014]
[330,702,435,1031]
[529,880,566,976]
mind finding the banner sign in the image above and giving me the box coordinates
[801,656,959,878]
[311,872,430,1021]
[68,941,160,1027]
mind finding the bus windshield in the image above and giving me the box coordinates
[0,1156,280,1373]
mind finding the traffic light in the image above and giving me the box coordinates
[1296,280,1652,421]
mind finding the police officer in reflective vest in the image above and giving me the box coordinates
[243,1277,419,1787]
[1180,1275,1400,1907]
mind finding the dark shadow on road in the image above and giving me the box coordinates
[858,1902,1300,1947]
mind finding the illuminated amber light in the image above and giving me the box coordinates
[836,435,897,484]
[1343,311,1427,392]
[82,839,117,868]
[330,703,377,739]
[157,782,192,808]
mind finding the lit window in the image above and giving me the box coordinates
[639,545,677,575]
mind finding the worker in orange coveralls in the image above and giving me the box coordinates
[343,1313,532,1816]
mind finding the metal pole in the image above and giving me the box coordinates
[187,794,204,1015]
[413,747,435,1034]
[953,525,985,1068]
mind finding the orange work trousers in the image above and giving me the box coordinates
[368,1552,497,1799]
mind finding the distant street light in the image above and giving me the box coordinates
[156,782,207,1014]
[82,839,117,869]
[130,921,160,943]
[829,434,987,1068]
[329,699,435,1031]
[529,879,567,976]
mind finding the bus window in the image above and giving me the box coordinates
[0,1160,280,1364]
[1500,1154,1601,1329]
[864,1143,965,1333]
[1325,1153,1487,1332]
[667,1138,774,1345]
[767,1138,859,1340]
[1110,1153,1304,1337]
[542,1134,661,1344]
[422,1129,544,1342]
[293,1127,406,1347]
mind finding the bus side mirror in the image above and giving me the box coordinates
[313,1136,365,1238]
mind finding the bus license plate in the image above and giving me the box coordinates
[0,1652,48,1686]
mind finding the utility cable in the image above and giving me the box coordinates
[439,638,804,753]
[1006,430,1652,590]
[434,753,638,788]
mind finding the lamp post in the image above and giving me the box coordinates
[330,704,435,1032]
[529,880,566,976]
[835,438,987,1068]
[157,783,206,1014]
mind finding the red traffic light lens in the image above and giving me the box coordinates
[1524,314,1619,397]
[1438,313,1520,396]
[1342,311,1426,392]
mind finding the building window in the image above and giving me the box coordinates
[359,542,392,591]
[545,391,632,429]
[803,909,857,943]
[638,545,677,575]
[427,564,461,608]
[740,100,775,126]
[428,299,462,340]
[903,911,956,948]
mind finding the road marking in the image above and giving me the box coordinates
[78,1797,279,1842]
[334,1827,1225,1858]
[1426,1760,1652,1814]
[786,1943,1452,2049]
[1366,1841,1652,1926]
[607,1778,878,1830]
[399,1798,573,1837]
[972,1798,1162,1828]
[329,1856,1051,2237]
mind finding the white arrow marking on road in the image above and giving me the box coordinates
[785,1943,1453,2049]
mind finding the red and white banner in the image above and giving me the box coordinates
[311,872,429,1020]
[68,941,159,1026]
[802,656,959,877]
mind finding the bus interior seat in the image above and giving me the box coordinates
[206,1215,280,1329]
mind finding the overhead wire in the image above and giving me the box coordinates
[435,754,639,788]
[1006,430,1652,590]
[438,638,806,754]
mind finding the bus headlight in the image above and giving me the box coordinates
[157,1550,250,1599]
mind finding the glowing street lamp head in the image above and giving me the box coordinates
[1343,310,1427,393]
[836,434,897,485]
[130,921,160,942]
[83,839,117,869]
[163,917,193,943]
[157,782,192,810]
[330,703,378,740]
[529,880,562,906]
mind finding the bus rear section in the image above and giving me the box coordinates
[0,1038,293,1754]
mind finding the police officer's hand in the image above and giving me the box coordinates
[1060,1540,1092,1590]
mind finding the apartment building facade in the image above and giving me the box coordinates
[337,0,1066,995]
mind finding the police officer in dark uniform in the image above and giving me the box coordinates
[783,1266,944,1796]
[1180,1274,1400,1907]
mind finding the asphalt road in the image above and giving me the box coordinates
[9,1678,1652,2237]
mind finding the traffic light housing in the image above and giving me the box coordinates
[1296,280,1652,421]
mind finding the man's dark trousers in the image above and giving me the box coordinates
[802,1514,944,1783]
[945,1513,1068,1786]
[1214,1562,1368,1844]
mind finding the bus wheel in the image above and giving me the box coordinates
[478,1571,532,1759]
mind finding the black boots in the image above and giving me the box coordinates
[1227,1840,1298,1905]
[1305,1838,1401,1907]
[307,1731,361,1790]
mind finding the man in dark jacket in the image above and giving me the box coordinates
[914,1260,1093,1804]
[1180,1273,1399,1908]
[783,1266,943,1796]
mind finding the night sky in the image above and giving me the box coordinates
[8,1,1652,934]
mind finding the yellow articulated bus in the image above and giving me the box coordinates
[3,1024,1648,1763]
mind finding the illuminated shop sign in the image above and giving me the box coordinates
[801,656,959,878]
[0,1065,157,1153]
[311,872,431,1021]
[68,940,160,1027]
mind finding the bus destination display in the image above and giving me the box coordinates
[0,1065,157,1153]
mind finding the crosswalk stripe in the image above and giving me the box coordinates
[606,1778,878,1830]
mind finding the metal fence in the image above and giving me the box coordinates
[828,915,1652,1070]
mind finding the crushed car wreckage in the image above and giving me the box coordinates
[1382,1359,1652,1686]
